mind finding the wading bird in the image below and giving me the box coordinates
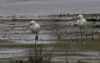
[76,14,87,27]
[76,15,87,36]
[75,14,96,40]
[26,20,40,41]
[75,14,96,29]
[29,20,40,40]
[25,20,40,58]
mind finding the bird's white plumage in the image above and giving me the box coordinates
[76,14,96,27]
[67,14,96,27]
[30,20,36,25]
[76,14,87,26]
[29,20,40,34]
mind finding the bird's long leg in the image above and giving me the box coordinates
[79,27,82,38]
[91,28,94,40]
[35,33,38,41]
[34,33,38,62]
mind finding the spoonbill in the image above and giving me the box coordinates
[75,14,96,40]
[76,14,87,26]
[26,20,40,58]
[26,20,40,40]
[68,15,87,27]
[29,20,40,40]
[73,14,87,37]
[75,14,96,27]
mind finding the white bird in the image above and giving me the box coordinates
[68,15,87,27]
[75,15,87,37]
[76,14,87,27]
[28,20,40,56]
[26,20,40,40]
[75,14,96,40]
[29,20,40,34]
[75,14,96,27]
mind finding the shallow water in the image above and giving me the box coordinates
[0,20,100,63]
[0,48,28,58]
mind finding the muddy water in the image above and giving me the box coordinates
[0,48,28,58]
[0,20,100,63]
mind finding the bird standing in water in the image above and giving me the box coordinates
[75,15,95,40]
[27,20,40,60]
[75,15,87,37]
